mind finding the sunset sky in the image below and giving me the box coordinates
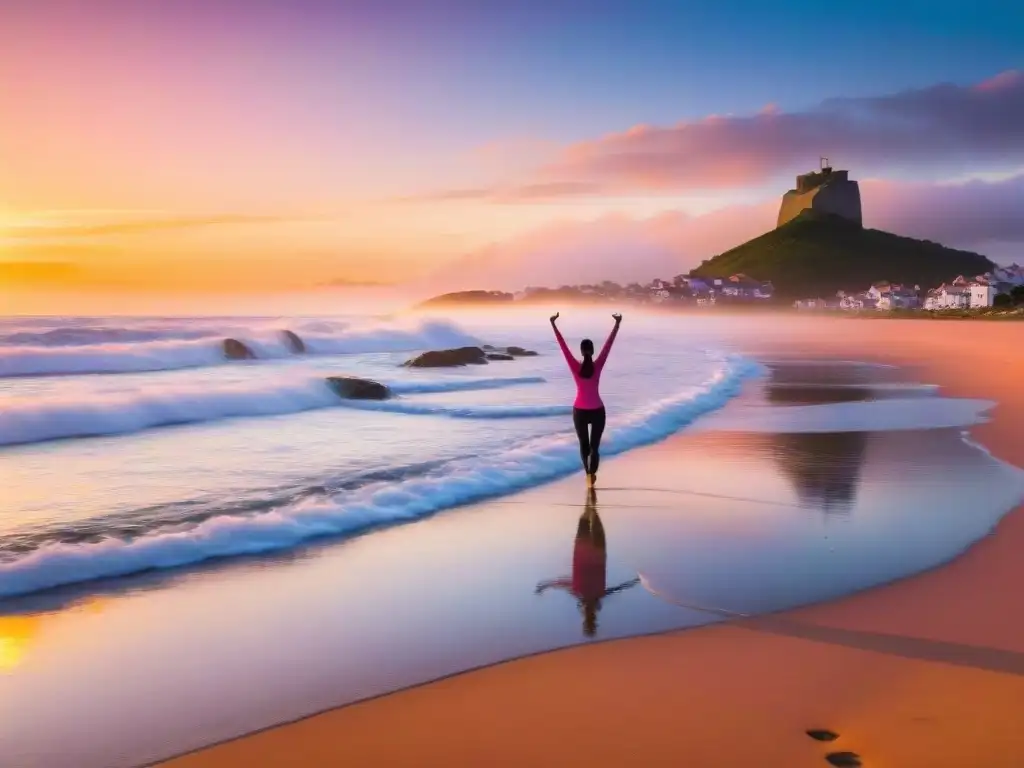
[2,0,1022,308]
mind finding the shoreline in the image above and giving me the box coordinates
[160,319,1024,768]
[414,299,1024,321]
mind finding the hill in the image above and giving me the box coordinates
[691,211,995,298]
[417,290,515,308]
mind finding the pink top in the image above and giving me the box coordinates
[571,539,607,600]
[552,323,619,409]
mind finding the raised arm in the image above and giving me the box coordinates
[594,314,622,370]
[549,313,579,372]
[603,576,640,598]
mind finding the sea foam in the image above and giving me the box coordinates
[0,375,549,447]
[0,355,761,598]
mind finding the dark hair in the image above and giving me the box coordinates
[579,338,595,379]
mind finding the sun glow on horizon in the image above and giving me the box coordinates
[0,1,1020,307]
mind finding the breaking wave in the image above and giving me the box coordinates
[0,375,549,447]
[0,355,761,598]
[0,318,479,378]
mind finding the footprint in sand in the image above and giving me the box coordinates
[805,731,862,766]
[806,729,839,742]
[824,752,862,767]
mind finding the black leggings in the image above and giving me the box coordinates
[576,509,607,549]
[572,407,606,475]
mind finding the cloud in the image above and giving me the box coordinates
[537,70,1024,193]
[493,182,605,201]
[6,213,318,238]
[418,172,1024,291]
[863,173,1024,246]
[419,203,777,291]
[396,181,604,204]
[395,188,494,203]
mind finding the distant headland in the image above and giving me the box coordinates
[418,160,1024,318]
[419,290,517,307]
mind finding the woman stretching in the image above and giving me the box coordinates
[550,311,622,487]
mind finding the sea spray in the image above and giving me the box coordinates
[0,318,480,378]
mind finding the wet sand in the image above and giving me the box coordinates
[158,319,1024,768]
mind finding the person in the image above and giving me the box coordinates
[550,310,621,488]
[535,488,640,637]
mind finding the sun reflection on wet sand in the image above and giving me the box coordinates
[0,598,105,672]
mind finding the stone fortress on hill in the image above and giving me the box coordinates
[777,157,863,228]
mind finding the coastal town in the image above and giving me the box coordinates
[443,262,1024,314]
[793,263,1024,312]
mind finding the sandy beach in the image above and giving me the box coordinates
[159,318,1024,768]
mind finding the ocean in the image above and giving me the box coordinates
[0,310,753,600]
[5,311,1024,767]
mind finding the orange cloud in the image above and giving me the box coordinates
[395,181,604,203]
[7,213,320,239]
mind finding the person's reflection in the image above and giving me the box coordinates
[535,488,640,637]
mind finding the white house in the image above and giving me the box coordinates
[878,291,918,310]
[925,285,971,310]
[970,283,997,308]
[867,282,919,310]
[866,283,890,302]
[840,294,877,310]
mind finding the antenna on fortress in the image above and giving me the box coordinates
[820,156,832,173]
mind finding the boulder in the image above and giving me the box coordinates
[223,338,256,360]
[282,330,306,353]
[326,376,392,400]
[486,353,514,361]
[404,346,489,367]
[506,346,538,357]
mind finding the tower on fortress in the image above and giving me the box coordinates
[777,158,863,228]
